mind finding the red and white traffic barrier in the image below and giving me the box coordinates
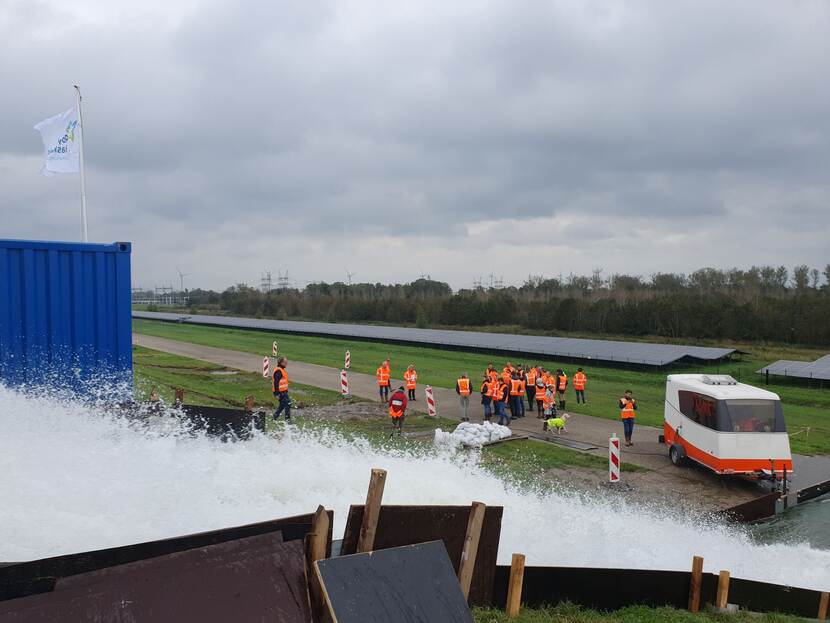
[345,350,351,369]
[272,341,278,357]
[262,356,270,378]
[340,369,350,397]
[609,433,621,482]
[425,385,437,418]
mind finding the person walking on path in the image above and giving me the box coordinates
[388,385,408,437]
[619,389,638,446]
[272,356,291,422]
[556,369,568,411]
[404,365,418,400]
[480,374,494,421]
[456,373,472,422]
[376,359,391,401]
[574,368,587,404]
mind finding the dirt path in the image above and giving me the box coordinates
[133,333,762,508]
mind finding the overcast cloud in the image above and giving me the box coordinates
[1,0,828,290]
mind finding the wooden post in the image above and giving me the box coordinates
[244,395,254,413]
[149,386,158,402]
[458,501,486,602]
[174,387,184,404]
[505,553,525,618]
[715,570,730,609]
[818,591,829,620]
[688,556,704,613]
[306,506,331,623]
[356,468,387,553]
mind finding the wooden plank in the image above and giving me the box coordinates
[819,591,829,621]
[505,553,525,618]
[340,505,503,606]
[715,570,730,609]
[307,506,332,623]
[688,556,704,612]
[458,502,486,601]
[356,468,386,553]
[310,506,329,563]
[315,541,473,623]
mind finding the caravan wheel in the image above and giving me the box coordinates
[669,444,687,467]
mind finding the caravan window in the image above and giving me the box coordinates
[677,391,717,430]
[721,400,785,433]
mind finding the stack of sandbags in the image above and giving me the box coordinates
[433,421,512,448]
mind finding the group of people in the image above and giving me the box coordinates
[276,355,637,444]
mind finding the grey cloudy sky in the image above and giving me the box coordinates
[1,0,828,290]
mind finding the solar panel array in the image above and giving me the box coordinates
[133,311,737,367]
[758,354,830,381]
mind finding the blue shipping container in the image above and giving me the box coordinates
[0,239,132,398]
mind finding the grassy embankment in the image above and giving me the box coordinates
[472,603,809,623]
[134,318,830,455]
[133,345,639,480]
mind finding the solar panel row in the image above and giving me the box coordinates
[757,355,830,381]
[133,311,737,367]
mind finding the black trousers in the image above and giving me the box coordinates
[408,388,416,400]
[575,389,585,403]
[274,392,291,420]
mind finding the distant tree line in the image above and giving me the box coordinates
[176,264,830,346]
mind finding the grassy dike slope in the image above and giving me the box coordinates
[134,318,830,455]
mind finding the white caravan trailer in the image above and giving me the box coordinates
[663,374,792,479]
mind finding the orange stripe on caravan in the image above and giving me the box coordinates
[663,423,792,474]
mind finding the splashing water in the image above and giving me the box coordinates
[1,385,828,591]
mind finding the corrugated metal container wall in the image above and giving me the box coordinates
[0,239,132,397]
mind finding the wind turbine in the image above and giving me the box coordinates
[345,269,357,286]
[176,267,191,292]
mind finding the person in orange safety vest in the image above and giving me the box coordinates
[456,373,472,421]
[555,369,568,411]
[573,368,587,404]
[376,359,391,401]
[388,385,408,437]
[404,365,418,401]
[619,389,637,446]
[272,356,291,422]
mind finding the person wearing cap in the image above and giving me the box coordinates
[388,385,408,437]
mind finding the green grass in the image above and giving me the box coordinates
[133,318,830,454]
[133,346,621,476]
[133,345,346,409]
[473,603,808,623]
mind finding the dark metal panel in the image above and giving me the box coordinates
[0,239,132,398]
[728,576,823,618]
[0,533,311,623]
[491,565,717,611]
[317,541,473,623]
[340,504,502,606]
[0,511,327,602]
[716,492,779,522]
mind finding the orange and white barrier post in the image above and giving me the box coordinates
[262,356,270,378]
[609,433,621,482]
[425,385,437,418]
[345,350,351,369]
[341,369,350,397]
[272,341,278,357]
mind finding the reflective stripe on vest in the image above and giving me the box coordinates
[510,379,523,396]
[457,378,471,396]
[526,371,537,385]
[404,371,417,389]
[621,399,636,419]
[558,375,567,391]
[574,373,586,390]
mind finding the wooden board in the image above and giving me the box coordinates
[315,541,473,623]
[1,511,331,602]
[340,505,502,606]
[0,533,310,623]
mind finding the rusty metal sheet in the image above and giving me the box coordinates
[340,505,502,606]
[0,533,310,623]
[317,541,473,623]
[1,511,331,602]
[717,492,779,522]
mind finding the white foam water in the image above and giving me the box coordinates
[1,385,828,591]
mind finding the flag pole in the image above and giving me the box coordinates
[74,85,88,242]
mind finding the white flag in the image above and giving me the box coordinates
[33,107,80,177]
